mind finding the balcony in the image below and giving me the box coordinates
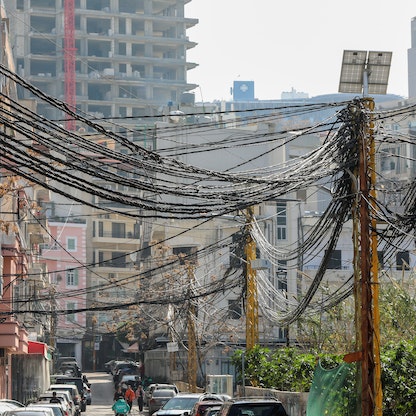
[0,321,28,353]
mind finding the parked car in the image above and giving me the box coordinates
[0,402,23,416]
[203,406,221,416]
[51,377,87,412]
[118,375,141,392]
[49,385,81,416]
[104,359,116,374]
[55,363,81,377]
[2,408,55,416]
[148,389,177,416]
[37,392,75,416]
[216,398,288,416]
[190,401,224,416]
[0,401,24,408]
[55,357,79,369]
[34,398,70,416]
[26,405,65,416]
[82,384,91,406]
[113,362,141,386]
[145,383,179,405]
[153,393,204,416]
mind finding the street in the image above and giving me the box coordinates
[83,372,148,416]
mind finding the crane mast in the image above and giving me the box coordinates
[64,0,76,131]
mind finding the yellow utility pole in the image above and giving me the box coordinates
[366,98,382,416]
[245,207,258,350]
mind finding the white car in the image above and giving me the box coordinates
[26,405,65,416]
[2,408,55,416]
[153,393,204,416]
[37,392,75,416]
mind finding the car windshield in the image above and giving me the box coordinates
[153,390,176,398]
[163,397,199,410]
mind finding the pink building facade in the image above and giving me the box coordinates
[42,221,87,368]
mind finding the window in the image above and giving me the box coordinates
[378,251,384,270]
[276,202,287,240]
[173,246,197,265]
[112,222,126,238]
[326,249,342,269]
[98,221,104,237]
[111,252,127,268]
[228,299,241,319]
[66,302,77,323]
[396,251,410,270]
[67,237,76,251]
[66,269,79,286]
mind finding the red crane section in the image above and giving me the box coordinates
[64,0,76,131]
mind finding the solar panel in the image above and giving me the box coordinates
[339,50,392,95]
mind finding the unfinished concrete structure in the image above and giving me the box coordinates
[5,0,198,130]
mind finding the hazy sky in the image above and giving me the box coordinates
[185,1,416,102]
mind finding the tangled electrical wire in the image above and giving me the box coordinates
[1,63,416,331]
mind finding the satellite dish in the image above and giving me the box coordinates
[169,110,185,123]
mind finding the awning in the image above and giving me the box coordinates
[28,340,48,358]
[127,342,139,353]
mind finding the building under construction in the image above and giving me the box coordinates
[5,0,198,131]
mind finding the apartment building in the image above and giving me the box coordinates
[5,0,198,129]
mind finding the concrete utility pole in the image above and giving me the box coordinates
[245,207,258,350]
[187,263,197,392]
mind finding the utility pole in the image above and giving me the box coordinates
[367,98,382,416]
[358,97,375,416]
[340,50,390,416]
[187,263,197,392]
[354,97,381,416]
[245,207,258,350]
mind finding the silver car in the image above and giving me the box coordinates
[148,389,177,416]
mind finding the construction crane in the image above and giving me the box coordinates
[64,0,76,131]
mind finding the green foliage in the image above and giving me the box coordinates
[232,340,416,414]
[381,339,416,415]
[231,345,342,393]
[379,276,416,344]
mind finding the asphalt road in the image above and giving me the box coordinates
[83,372,147,416]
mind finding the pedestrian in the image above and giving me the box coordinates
[114,386,124,401]
[50,391,61,404]
[125,384,136,412]
[112,397,130,416]
[135,383,144,412]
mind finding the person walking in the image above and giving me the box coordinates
[135,384,144,412]
[114,386,124,401]
[125,384,136,412]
